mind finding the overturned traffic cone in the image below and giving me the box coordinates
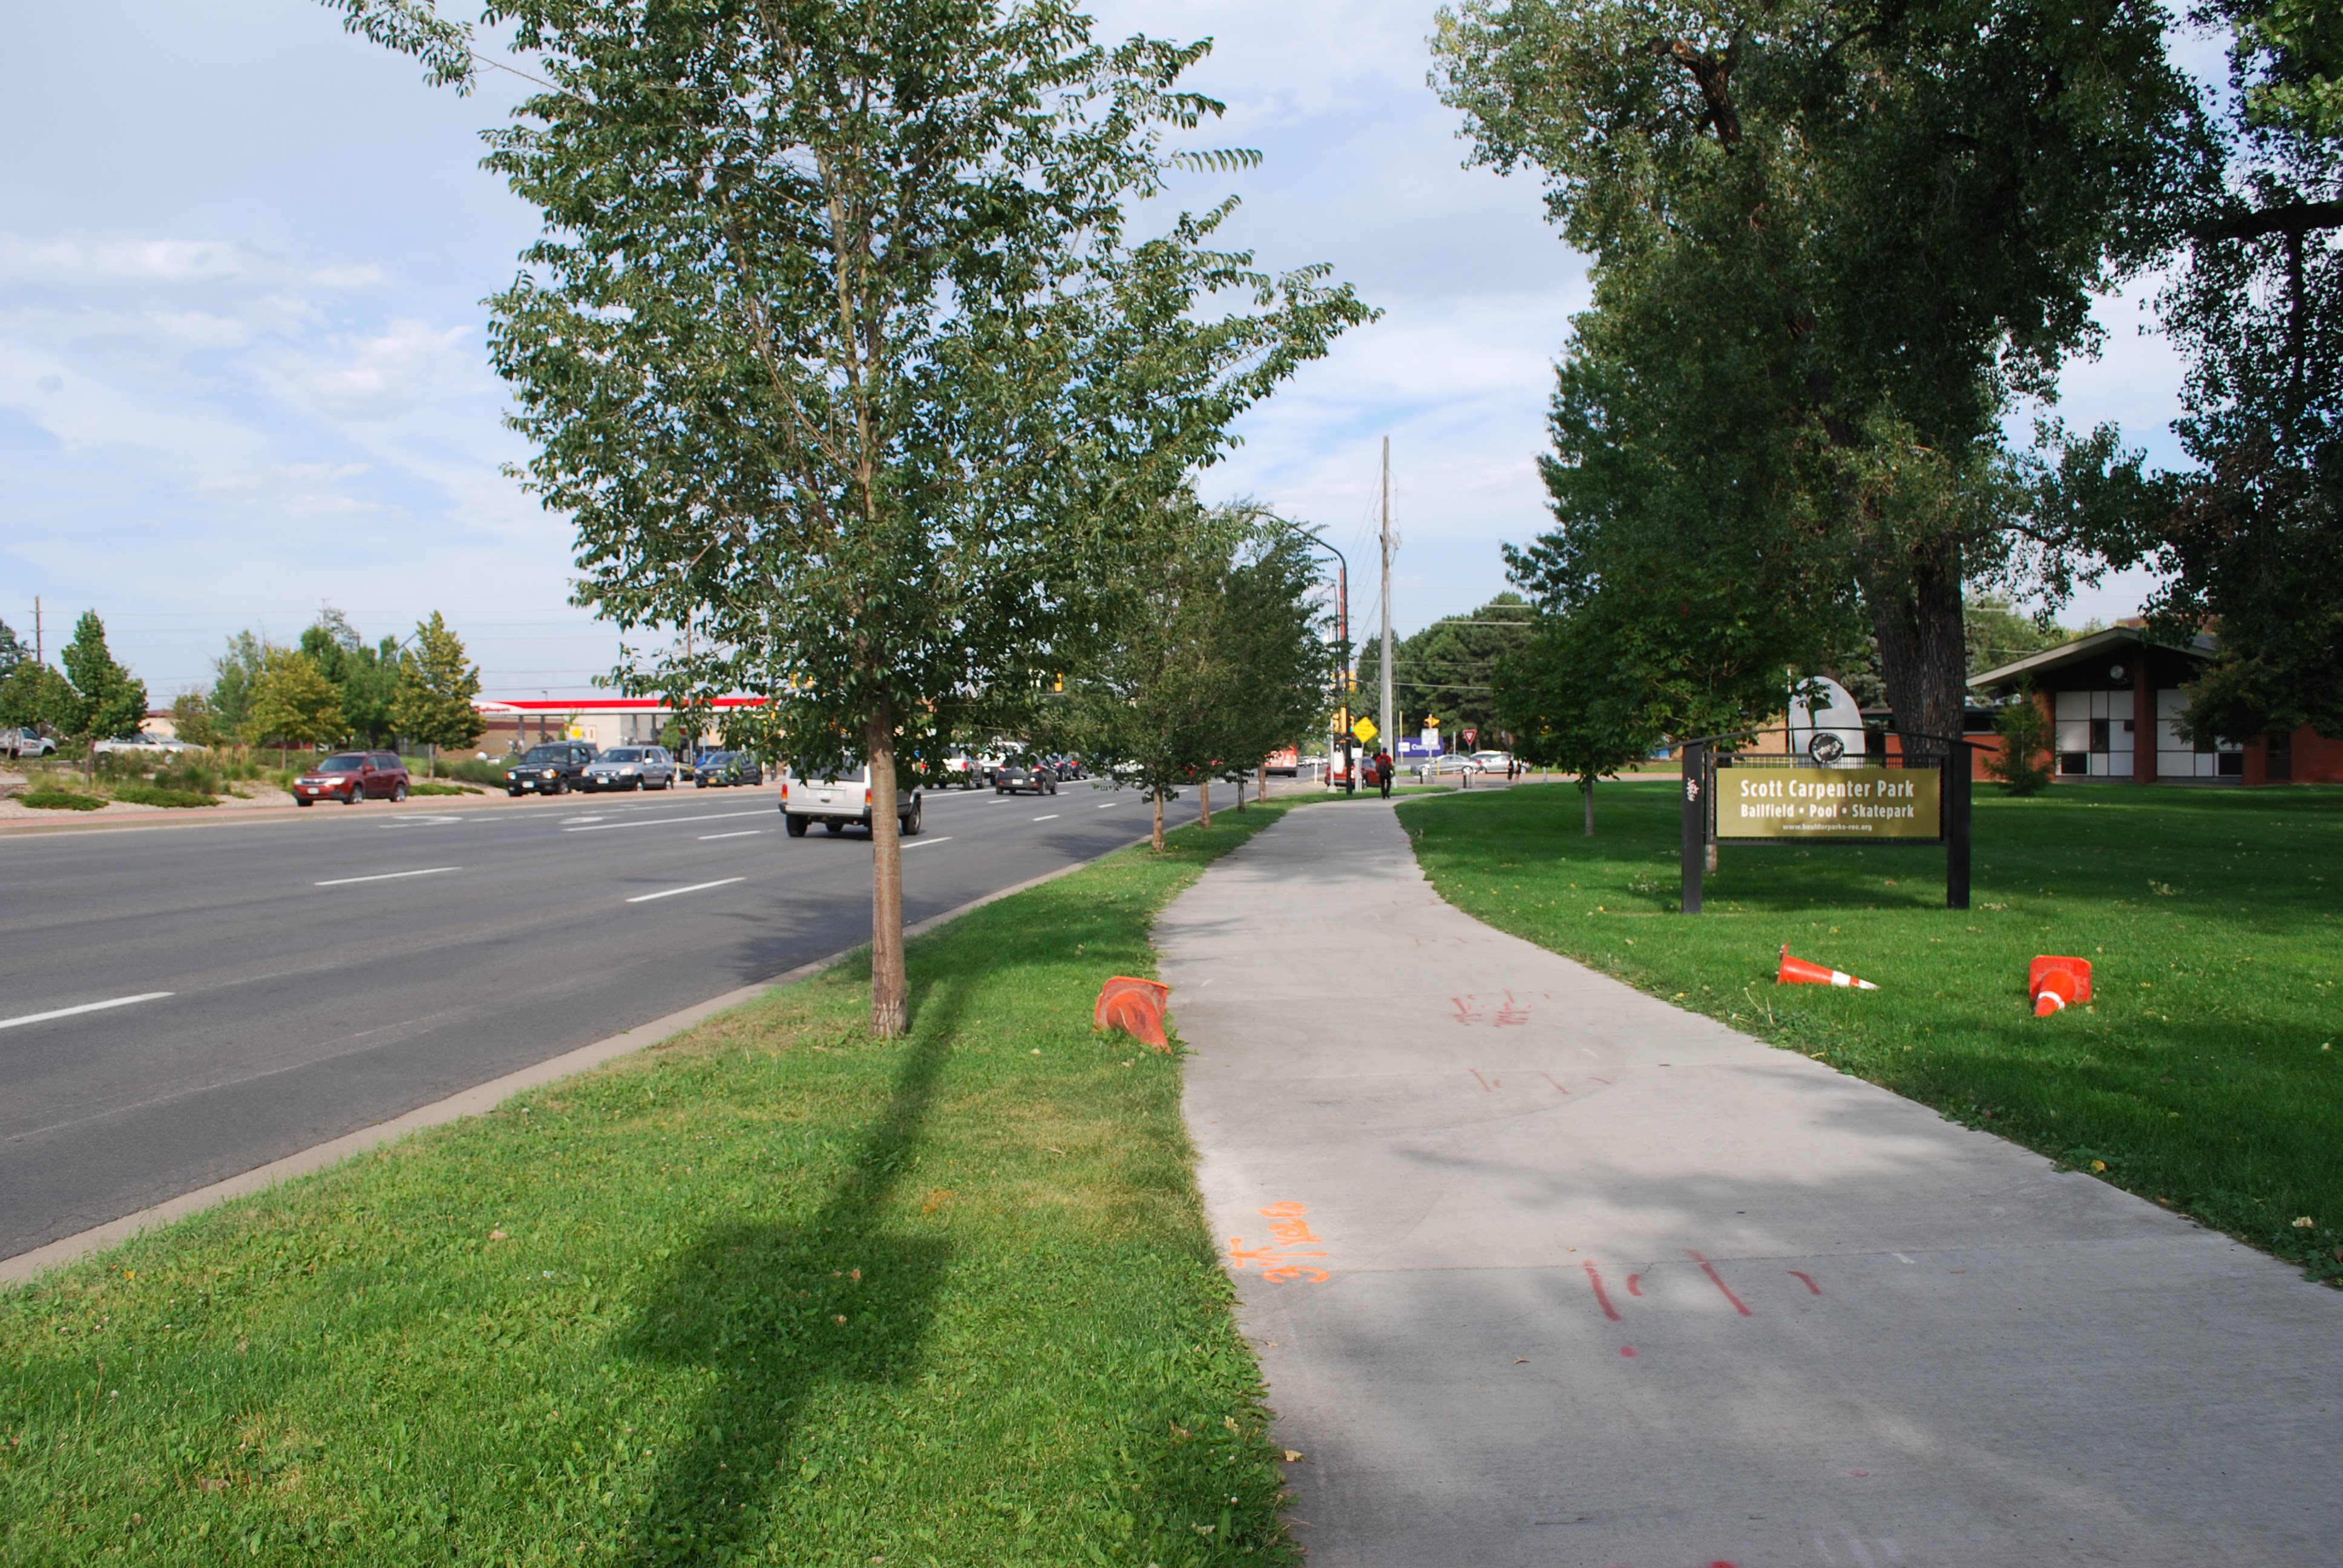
[2030,955,2094,1016]
[1777,945,1879,990]
[1095,975,1172,1051]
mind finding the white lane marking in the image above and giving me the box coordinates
[566,811,766,834]
[1096,802,1118,808]
[626,876,746,904]
[0,992,175,1033]
[698,829,763,841]
[899,836,954,850]
[1034,814,1060,821]
[560,815,605,824]
[384,815,465,826]
[315,866,460,887]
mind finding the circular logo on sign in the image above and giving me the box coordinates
[1807,732,1846,764]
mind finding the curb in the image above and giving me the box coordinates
[0,829,1167,1289]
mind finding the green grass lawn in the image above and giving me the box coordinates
[0,811,1302,1566]
[1401,780,2343,1281]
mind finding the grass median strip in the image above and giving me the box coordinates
[1399,782,2343,1281]
[0,806,1302,1566]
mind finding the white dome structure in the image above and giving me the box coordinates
[1788,676,1867,768]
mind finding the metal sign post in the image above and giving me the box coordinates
[1680,741,1706,915]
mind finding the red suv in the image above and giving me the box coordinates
[293,751,411,806]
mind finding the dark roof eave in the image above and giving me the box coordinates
[1965,625,2216,691]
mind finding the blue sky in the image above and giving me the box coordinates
[4,1,2188,702]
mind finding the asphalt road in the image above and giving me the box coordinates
[0,777,1206,1261]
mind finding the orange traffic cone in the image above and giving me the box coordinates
[1095,975,1172,1051]
[2030,955,2093,1016]
[1777,945,1879,990]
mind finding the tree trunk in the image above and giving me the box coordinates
[1199,777,1211,829]
[1152,793,1166,852]
[865,713,908,1039]
[1860,532,1968,765]
[1257,761,1268,805]
[1582,774,1595,836]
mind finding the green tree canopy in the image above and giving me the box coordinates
[209,631,267,743]
[392,612,487,773]
[0,661,76,739]
[1355,593,1538,741]
[244,650,345,766]
[328,0,1371,1036]
[301,609,402,746]
[58,611,148,756]
[1432,0,2201,757]
[1494,606,1669,834]
[0,620,22,682]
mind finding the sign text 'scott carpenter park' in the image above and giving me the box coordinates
[1718,766,1942,840]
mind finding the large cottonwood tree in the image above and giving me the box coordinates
[326,0,1369,1034]
[1434,0,2199,756]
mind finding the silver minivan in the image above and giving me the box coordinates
[579,745,678,792]
[779,760,923,838]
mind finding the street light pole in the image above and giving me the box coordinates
[1292,531,1352,795]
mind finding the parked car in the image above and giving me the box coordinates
[504,742,598,796]
[5,727,56,759]
[995,757,1058,796]
[580,745,678,792]
[693,750,764,787]
[779,760,923,838]
[1418,754,1480,777]
[93,734,202,756]
[293,751,411,806]
[1469,750,1514,773]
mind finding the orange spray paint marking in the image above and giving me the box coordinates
[1788,1270,1824,1295]
[1227,1202,1332,1284]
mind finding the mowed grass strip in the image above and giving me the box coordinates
[0,809,1300,1566]
[1399,782,2343,1279]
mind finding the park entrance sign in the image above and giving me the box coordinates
[1718,766,1940,840]
[1680,731,1973,913]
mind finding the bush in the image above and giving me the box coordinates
[431,755,512,786]
[113,780,219,808]
[408,782,476,796]
[21,788,106,811]
[1984,692,2053,795]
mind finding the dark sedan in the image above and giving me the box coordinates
[994,758,1058,796]
[692,750,765,787]
[503,742,598,796]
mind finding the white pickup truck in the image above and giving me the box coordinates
[779,760,924,838]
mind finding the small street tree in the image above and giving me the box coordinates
[328,0,1371,1036]
[169,691,220,751]
[209,631,266,745]
[0,661,76,743]
[391,612,485,776]
[1209,517,1334,814]
[245,649,344,769]
[58,612,148,779]
[1494,610,1665,836]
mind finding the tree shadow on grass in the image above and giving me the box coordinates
[618,971,971,1566]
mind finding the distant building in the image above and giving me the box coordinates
[474,696,767,754]
[1966,623,2342,785]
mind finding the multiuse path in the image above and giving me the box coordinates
[1162,801,2343,1568]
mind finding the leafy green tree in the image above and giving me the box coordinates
[1965,596,2070,676]
[301,609,403,745]
[244,650,344,768]
[1356,593,1538,740]
[392,612,486,776]
[1984,687,2055,795]
[0,661,75,740]
[2107,0,2343,743]
[169,691,220,751]
[0,619,22,682]
[1198,512,1335,812]
[1432,0,2200,757]
[1495,608,1670,835]
[58,612,148,776]
[328,0,1370,1036]
[209,631,267,744]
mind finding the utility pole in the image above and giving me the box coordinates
[1378,437,1394,766]
[33,596,42,665]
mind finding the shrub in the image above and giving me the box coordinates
[1984,691,2053,795]
[113,779,219,808]
[432,755,511,786]
[22,788,106,811]
[408,782,476,796]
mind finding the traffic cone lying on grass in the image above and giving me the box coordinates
[2029,955,2094,1016]
[1095,975,1172,1051]
[1777,945,1878,990]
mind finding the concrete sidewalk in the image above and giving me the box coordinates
[1161,802,2342,1568]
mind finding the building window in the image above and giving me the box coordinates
[2089,719,2111,754]
[2217,750,2245,777]
[2060,751,2090,776]
[2269,731,2294,782]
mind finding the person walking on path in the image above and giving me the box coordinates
[1159,800,2343,1567]
[1372,748,1394,800]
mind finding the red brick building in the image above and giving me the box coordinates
[1966,625,2343,785]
